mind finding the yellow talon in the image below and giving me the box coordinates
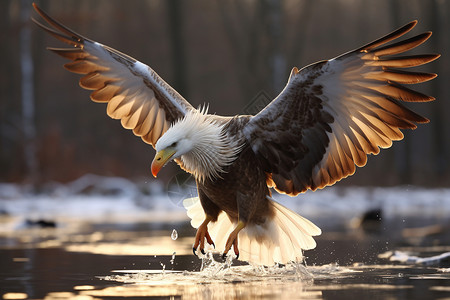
[193,215,214,256]
[223,220,246,259]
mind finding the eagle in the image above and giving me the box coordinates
[33,4,439,266]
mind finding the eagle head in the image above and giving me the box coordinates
[151,110,240,182]
[151,124,194,177]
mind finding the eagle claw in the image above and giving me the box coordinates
[221,251,239,261]
[193,216,215,257]
[222,221,245,261]
[193,245,211,257]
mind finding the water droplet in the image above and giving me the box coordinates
[171,229,178,240]
[170,252,176,265]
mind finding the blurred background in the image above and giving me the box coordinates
[1,2,450,298]
[0,0,449,187]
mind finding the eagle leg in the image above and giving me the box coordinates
[193,215,215,256]
[222,220,246,260]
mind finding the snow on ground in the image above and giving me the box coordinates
[382,250,450,266]
[276,185,450,220]
[0,174,449,225]
[0,174,187,225]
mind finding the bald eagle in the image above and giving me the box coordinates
[33,4,439,265]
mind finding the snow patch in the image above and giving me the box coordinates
[1,175,449,226]
[382,250,450,266]
[0,174,185,224]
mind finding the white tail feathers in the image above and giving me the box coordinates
[183,196,321,266]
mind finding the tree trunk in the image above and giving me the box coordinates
[389,0,412,184]
[429,0,447,183]
[262,0,286,94]
[167,0,188,97]
[20,0,38,184]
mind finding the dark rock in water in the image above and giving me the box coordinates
[361,208,382,223]
[358,208,382,233]
[25,219,57,228]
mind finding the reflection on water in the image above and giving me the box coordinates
[92,276,321,299]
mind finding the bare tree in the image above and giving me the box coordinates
[167,0,188,97]
[428,0,447,184]
[20,0,38,184]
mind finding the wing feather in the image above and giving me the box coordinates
[354,20,417,51]
[63,60,107,74]
[92,85,122,103]
[244,20,439,195]
[79,72,117,90]
[364,69,437,84]
[365,54,439,68]
[151,109,167,145]
[49,48,88,60]
[121,103,143,130]
[32,4,194,148]
[371,32,431,56]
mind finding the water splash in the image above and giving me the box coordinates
[170,252,176,265]
[106,250,313,285]
[199,252,235,278]
[102,259,319,299]
[171,229,178,240]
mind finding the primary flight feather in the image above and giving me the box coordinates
[32,3,439,265]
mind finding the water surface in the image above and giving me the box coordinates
[1,185,450,299]
[1,217,450,299]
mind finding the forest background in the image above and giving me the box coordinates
[1,0,448,187]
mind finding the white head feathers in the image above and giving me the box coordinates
[155,108,240,182]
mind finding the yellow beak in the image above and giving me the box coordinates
[151,148,176,178]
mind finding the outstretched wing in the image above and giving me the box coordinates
[32,4,195,147]
[243,21,439,196]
